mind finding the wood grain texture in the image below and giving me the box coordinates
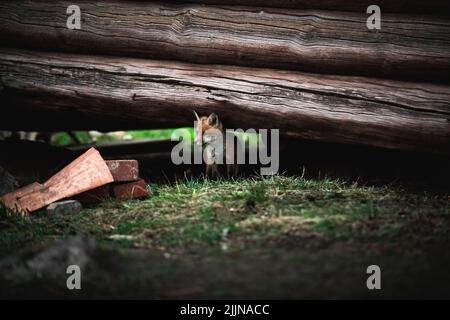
[167,0,450,14]
[0,1,449,81]
[0,49,449,154]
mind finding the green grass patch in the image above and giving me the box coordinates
[1,175,448,255]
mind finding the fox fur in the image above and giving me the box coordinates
[194,111,242,179]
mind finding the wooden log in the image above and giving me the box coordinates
[0,1,449,82]
[0,49,449,155]
[167,0,450,15]
[0,148,114,213]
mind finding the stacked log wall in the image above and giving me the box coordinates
[0,1,449,154]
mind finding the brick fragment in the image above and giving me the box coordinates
[111,179,149,200]
[0,148,113,213]
[73,184,110,204]
[106,160,139,182]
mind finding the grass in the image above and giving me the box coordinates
[1,175,449,299]
[1,175,448,256]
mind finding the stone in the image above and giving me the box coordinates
[0,236,96,283]
[46,200,82,215]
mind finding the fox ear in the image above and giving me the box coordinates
[193,110,200,122]
[208,113,219,126]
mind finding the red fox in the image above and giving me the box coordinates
[194,111,242,179]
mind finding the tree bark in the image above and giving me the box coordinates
[1,49,449,154]
[0,1,449,82]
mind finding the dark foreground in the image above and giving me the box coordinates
[1,177,449,299]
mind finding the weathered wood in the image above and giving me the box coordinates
[168,0,450,15]
[0,49,449,154]
[0,1,449,82]
[0,148,114,213]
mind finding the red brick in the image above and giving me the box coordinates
[73,184,111,204]
[106,160,139,182]
[111,179,149,200]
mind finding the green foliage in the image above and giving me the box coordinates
[127,128,194,140]
[53,131,92,145]
[51,128,260,147]
[52,128,195,146]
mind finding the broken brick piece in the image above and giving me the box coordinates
[106,160,139,182]
[111,179,149,200]
[1,182,42,201]
[47,200,82,215]
[0,148,113,213]
[73,184,111,204]
[0,182,42,212]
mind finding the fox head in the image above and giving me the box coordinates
[193,111,223,145]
